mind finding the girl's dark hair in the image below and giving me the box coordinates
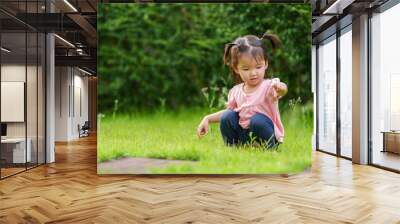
[223,32,281,83]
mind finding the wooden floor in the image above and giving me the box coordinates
[373,150,400,171]
[1,135,400,223]
[1,163,45,178]
[1,167,26,178]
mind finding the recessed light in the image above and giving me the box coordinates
[54,34,75,48]
[63,0,78,12]
[78,67,92,76]
[322,0,354,15]
[1,47,11,53]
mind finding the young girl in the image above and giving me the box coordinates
[197,32,287,148]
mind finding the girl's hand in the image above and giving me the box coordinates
[197,117,209,138]
[271,78,287,98]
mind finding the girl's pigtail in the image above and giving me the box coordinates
[223,42,242,84]
[260,32,281,53]
[223,43,236,65]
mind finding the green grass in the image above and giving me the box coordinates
[98,106,312,174]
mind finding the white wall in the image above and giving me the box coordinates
[1,63,46,164]
[55,66,70,141]
[1,65,26,139]
[1,65,25,81]
[72,72,89,138]
[1,65,40,135]
[55,67,89,141]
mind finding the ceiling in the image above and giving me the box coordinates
[0,0,98,74]
[311,0,390,43]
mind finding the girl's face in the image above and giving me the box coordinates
[234,54,267,87]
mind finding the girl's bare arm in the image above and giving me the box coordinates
[203,109,227,123]
[197,109,227,138]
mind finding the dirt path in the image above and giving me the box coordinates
[98,157,197,174]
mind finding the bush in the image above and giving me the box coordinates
[98,3,311,113]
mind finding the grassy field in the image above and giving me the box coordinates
[98,106,313,174]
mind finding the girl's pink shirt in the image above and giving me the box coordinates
[226,78,285,143]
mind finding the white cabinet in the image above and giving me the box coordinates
[1,138,32,163]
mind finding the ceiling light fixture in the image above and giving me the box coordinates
[76,48,86,56]
[63,0,78,12]
[1,47,11,53]
[78,67,92,76]
[54,34,75,48]
[322,0,355,15]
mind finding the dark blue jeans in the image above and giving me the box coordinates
[220,110,277,148]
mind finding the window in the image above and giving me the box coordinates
[318,35,337,154]
[370,2,400,171]
[339,26,352,158]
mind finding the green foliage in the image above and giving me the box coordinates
[98,3,311,113]
[201,85,229,113]
[97,107,312,174]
